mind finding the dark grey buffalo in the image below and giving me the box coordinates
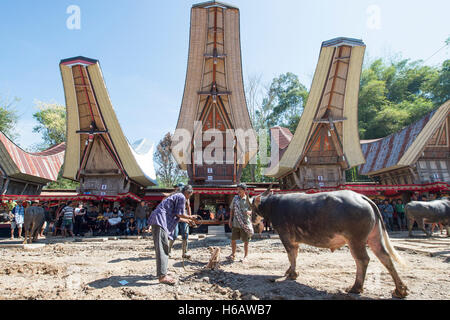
[405,199,450,237]
[23,204,45,244]
[249,188,408,298]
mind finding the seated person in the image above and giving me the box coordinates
[86,209,98,234]
[124,209,134,221]
[216,205,227,221]
[126,218,137,235]
[196,205,210,233]
[103,207,113,219]
[95,214,107,234]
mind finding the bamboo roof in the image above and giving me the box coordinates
[175,2,256,169]
[59,57,157,187]
[359,100,450,176]
[0,132,65,184]
[265,37,366,178]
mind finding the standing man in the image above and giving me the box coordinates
[148,185,196,285]
[382,199,394,232]
[10,200,25,240]
[74,203,85,236]
[395,199,406,231]
[168,183,193,259]
[228,183,254,263]
[135,201,147,235]
[61,201,75,238]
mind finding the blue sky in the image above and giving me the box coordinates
[0,0,448,150]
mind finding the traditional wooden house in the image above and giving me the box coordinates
[173,1,256,186]
[0,132,65,195]
[59,56,157,197]
[265,38,366,190]
[359,100,450,186]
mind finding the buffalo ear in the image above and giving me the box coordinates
[261,184,273,197]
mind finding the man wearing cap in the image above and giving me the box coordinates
[228,183,254,263]
[10,200,25,240]
[148,185,196,285]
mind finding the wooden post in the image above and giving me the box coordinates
[194,193,200,213]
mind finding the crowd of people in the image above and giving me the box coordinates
[0,199,155,239]
[374,193,446,233]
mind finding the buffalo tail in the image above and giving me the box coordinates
[361,195,407,267]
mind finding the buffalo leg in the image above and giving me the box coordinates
[279,235,299,280]
[347,242,370,294]
[23,229,29,245]
[407,218,414,237]
[367,229,408,298]
[417,219,431,237]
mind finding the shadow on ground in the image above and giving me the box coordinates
[87,275,157,288]
[108,256,155,264]
[178,269,376,300]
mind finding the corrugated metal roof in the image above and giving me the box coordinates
[359,111,436,175]
[0,132,65,182]
[270,126,293,150]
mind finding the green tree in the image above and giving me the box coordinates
[432,59,450,105]
[154,132,188,188]
[358,57,442,139]
[0,96,20,140]
[31,100,78,190]
[45,170,79,190]
[263,72,309,133]
[32,101,66,148]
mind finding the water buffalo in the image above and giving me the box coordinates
[406,199,450,237]
[23,203,45,244]
[249,188,408,298]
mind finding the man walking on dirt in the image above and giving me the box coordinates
[148,185,196,285]
[228,183,254,263]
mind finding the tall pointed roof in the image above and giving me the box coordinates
[0,132,65,183]
[265,37,366,178]
[192,1,238,9]
[59,56,157,187]
[174,2,256,177]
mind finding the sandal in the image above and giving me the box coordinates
[227,255,235,261]
[159,275,176,285]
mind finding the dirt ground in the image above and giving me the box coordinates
[0,232,448,300]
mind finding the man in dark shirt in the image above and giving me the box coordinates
[135,201,148,235]
[148,185,196,285]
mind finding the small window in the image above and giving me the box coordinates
[207,176,213,181]
[440,161,447,169]
[207,168,213,174]
[430,161,437,169]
